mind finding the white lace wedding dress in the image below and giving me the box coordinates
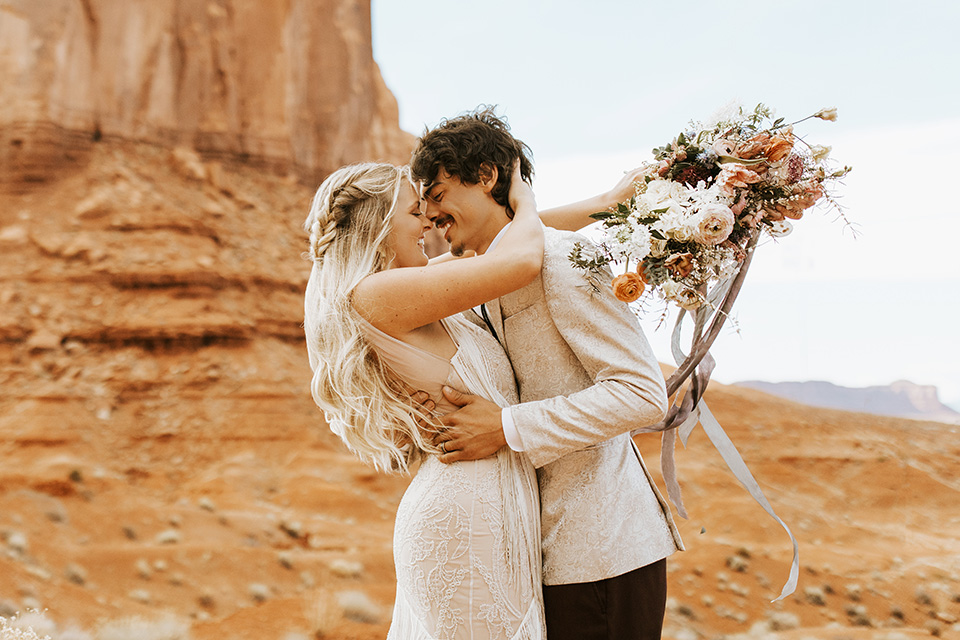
[358,314,545,640]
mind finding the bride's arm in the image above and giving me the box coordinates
[426,167,645,264]
[353,165,543,336]
[538,167,646,231]
[427,247,473,265]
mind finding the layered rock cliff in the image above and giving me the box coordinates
[0,4,413,632]
[0,0,413,184]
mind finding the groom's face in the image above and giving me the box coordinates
[423,168,498,256]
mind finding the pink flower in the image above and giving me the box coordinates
[717,164,761,195]
[731,198,748,216]
[694,204,735,245]
[712,139,735,157]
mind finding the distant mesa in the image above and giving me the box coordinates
[734,379,960,425]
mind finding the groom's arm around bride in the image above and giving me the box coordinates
[436,227,668,466]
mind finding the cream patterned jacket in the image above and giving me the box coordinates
[484,227,684,586]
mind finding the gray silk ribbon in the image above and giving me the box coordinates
[631,227,799,601]
[695,401,800,602]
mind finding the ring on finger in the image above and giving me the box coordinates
[440,441,447,453]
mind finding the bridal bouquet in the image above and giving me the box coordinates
[569,104,851,311]
[571,105,852,602]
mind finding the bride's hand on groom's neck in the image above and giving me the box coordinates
[507,161,537,219]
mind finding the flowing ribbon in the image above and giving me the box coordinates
[695,402,800,602]
[632,226,799,601]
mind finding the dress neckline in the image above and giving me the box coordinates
[354,313,461,365]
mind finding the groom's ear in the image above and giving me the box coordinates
[477,162,499,194]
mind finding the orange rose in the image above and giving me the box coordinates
[765,132,795,162]
[735,133,769,160]
[612,273,645,303]
[637,260,652,284]
[736,129,794,162]
[769,181,824,220]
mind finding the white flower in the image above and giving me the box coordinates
[642,196,684,219]
[601,229,628,259]
[604,223,648,261]
[644,179,679,203]
[671,223,696,243]
[659,280,702,310]
[649,238,669,258]
[630,198,653,219]
[675,288,703,310]
[814,107,838,122]
[688,182,727,208]
[628,224,652,260]
[651,209,696,243]
[810,145,832,162]
[642,180,689,217]
[660,280,682,299]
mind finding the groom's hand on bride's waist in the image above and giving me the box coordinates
[433,386,506,463]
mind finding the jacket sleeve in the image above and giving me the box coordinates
[508,232,668,469]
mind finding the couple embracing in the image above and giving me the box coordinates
[303,108,683,640]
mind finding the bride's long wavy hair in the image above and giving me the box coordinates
[303,162,437,473]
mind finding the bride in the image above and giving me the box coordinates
[302,160,637,639]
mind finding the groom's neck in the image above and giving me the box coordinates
[474,210,512,255]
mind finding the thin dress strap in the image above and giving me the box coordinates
[354,314,462,413]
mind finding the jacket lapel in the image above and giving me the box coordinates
[487,298,505,346]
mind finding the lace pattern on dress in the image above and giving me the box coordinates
[359,315,544,640]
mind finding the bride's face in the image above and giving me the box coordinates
[386,182,432,269]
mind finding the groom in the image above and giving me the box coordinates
[411,108,683,640]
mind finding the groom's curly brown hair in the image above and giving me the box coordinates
[410,106,534,216]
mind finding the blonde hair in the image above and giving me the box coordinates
[303,162,436,472]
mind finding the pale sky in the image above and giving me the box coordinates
[371,0,960,406]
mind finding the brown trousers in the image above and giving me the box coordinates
[542,559,668,640]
